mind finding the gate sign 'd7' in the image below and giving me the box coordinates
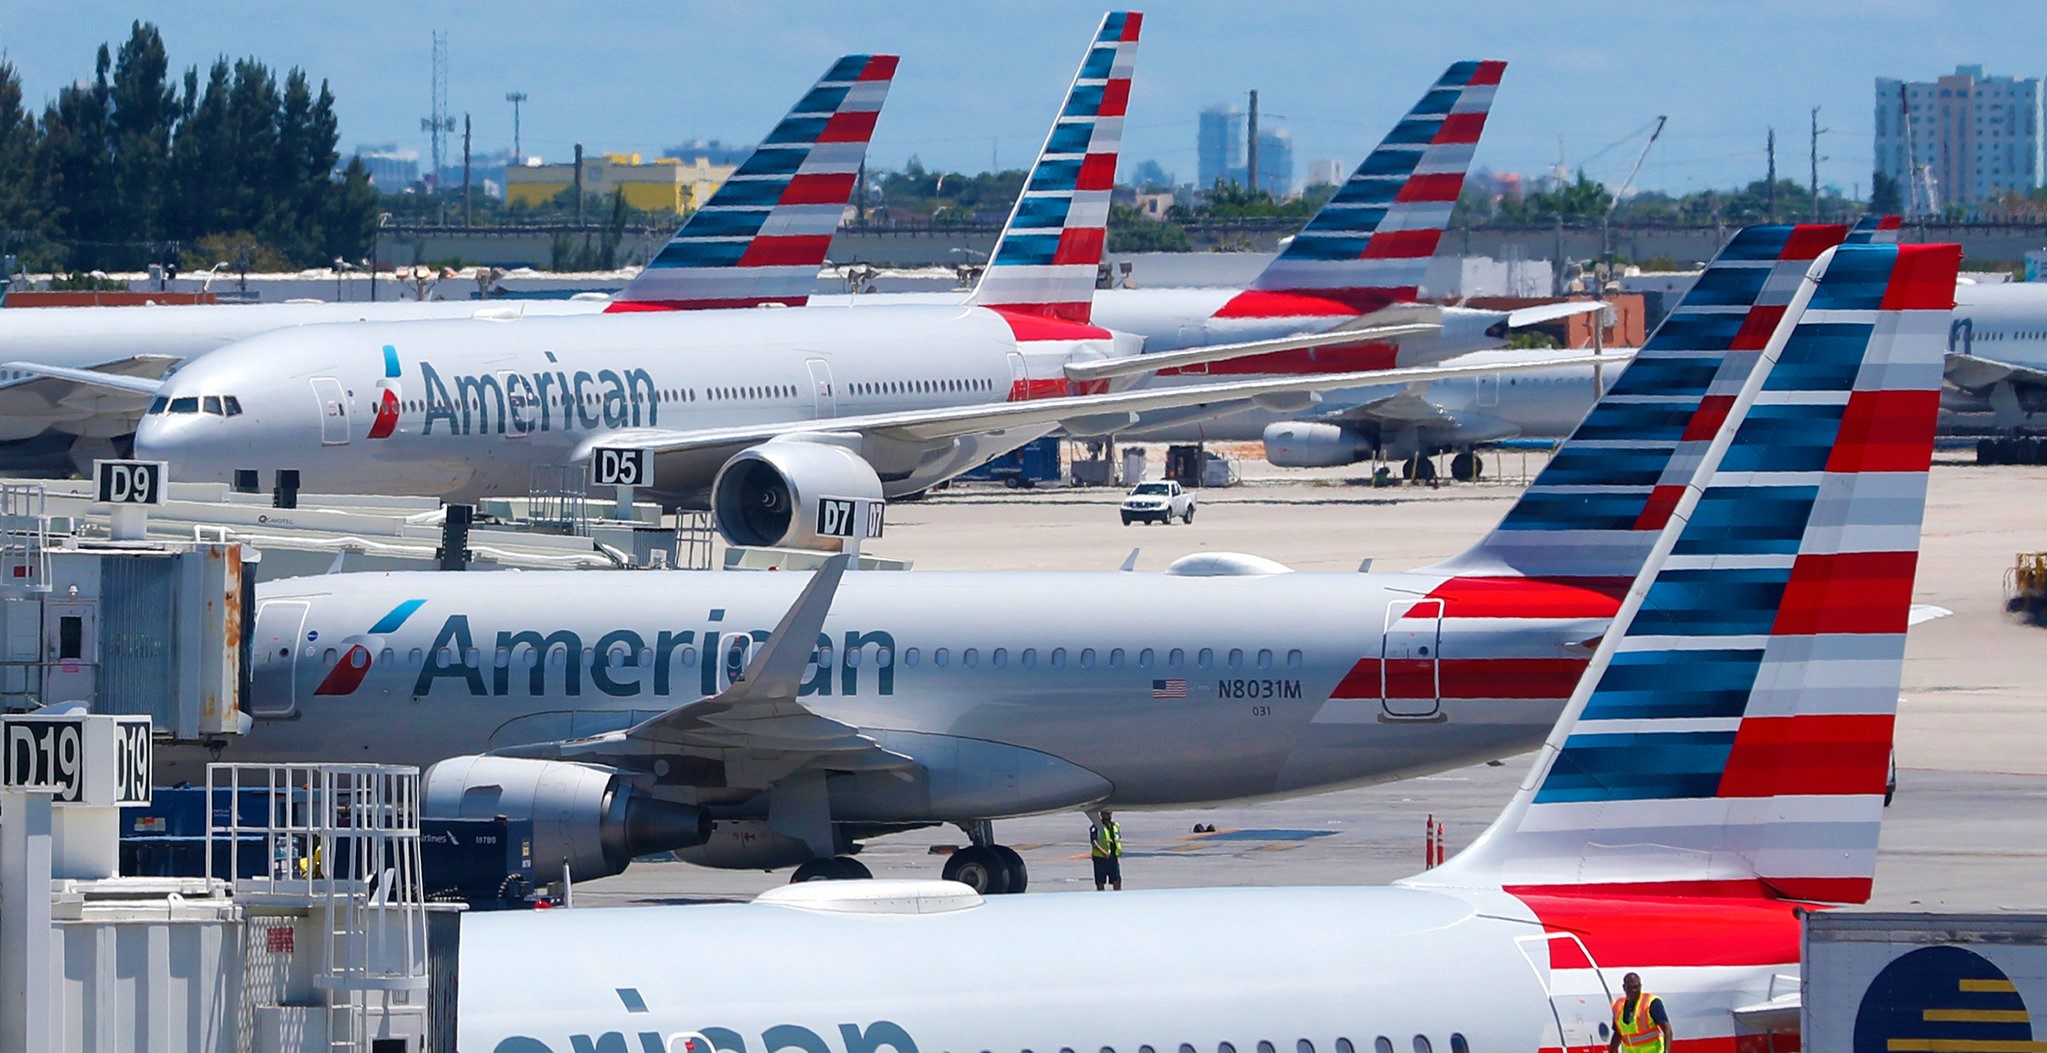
[815,497,885,541]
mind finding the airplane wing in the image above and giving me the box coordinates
[575,352,1624,472]
[491,554,915,789]
[1945,351,2047,393]
[0,356,176,417]
[1503,301,1611,329]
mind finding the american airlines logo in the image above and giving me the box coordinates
[410,359,662,438]
[502,1020,920,1053]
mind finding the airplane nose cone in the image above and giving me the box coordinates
[135,411,229,484]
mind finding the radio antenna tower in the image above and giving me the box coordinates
[420,31,456,184]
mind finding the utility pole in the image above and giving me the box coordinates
[1246,90,1260,193]
[505,91,528,161]
[1765,128,1777,222]
[573,142,585,228]
[1809,105,1829,222]
[462,114,473,226]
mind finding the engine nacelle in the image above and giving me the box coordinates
[422,756,711,882]
[672,819,819,871]
[711,438,884,549]
[1262,421,1371,468]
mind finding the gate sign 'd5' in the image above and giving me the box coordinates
[590,447,653,488]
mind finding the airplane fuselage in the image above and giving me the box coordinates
[457,882,1798,1053]
[135,305,1122,505]
[182,565,1614,822]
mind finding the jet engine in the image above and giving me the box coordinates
[1262,421,1372,468]
[711,437,883,549]
[422,756,711,882]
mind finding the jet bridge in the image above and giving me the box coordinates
[0,482,250,741]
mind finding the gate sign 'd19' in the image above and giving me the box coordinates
[93,459,168,505]
[590,447,653,488]
[1,715,153,805]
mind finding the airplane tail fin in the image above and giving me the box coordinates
[607,54,898,312]
[1213,60,1504,320]
[1425,223,1852,582]
[964,11,1140,324]
[1411,241,1959,903]
[1847,214,1903,244]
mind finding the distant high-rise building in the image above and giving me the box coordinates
[1875,65,2045,212]
[1131,159,1174,190]
[1305,158,1346,189]
[1197,105,1243,189]
[1254,128,1294,197]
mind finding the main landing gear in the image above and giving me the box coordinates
[940,820,1028,894]
[790,856,872,881]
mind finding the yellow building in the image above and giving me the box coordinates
[504,153,736,216]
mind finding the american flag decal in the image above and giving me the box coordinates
[1152,678,1187,700]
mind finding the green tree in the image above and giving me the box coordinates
[0,62,53,265]
[1106,203,1190,252]
[37,46,117,268]
[1870,171,1903,215]
[106,22,178,264]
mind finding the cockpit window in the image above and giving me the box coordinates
[148,396,168,414]
[203,395,224,415]
[223,395,243,416]
[169,396,199,414]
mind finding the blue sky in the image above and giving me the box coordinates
[3,1,2043,196]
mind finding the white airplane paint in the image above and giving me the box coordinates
[448,239,1954,1053]
[1946,280,2047,430]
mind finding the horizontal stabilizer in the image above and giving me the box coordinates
[1062,322,1438,383]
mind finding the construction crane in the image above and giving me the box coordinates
[1600,114,1667,279]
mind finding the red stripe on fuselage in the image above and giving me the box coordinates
[1406,576,1629,619]
[1771,550,1920,635]
[1159,342,1399,376]
[1507,887,1810,969]
[605,295,808,313]
[988,306,1110,339]
[1825,388,1939,473]
[1717,713,1895,798]
[1330,657,1590,701]
[1212,288,1405,319]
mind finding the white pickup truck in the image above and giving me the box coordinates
[1120,481,1195,525]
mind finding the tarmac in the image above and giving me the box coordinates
[578,450,2047,911]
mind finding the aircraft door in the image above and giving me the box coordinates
[1477,372,1500,407]
[1006,351,1030,401]
[310,376,350,445]
[1515,933,1615,1053]
[806,359,837,418]
[41,598,98,704]
[248,599,310,718]
[1380,598,1443,719]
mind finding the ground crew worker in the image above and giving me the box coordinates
[1090,810,1122,891]
[1608,972,1672,1053]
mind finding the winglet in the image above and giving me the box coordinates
[607,56,898,312]
[727,553,852,703]
[966,12,1141,324]
[1215,59,1505,319]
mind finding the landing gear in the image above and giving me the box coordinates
[1450,452,1483,482]
[943,820,1028,894]
[1400,454,1437,482]
[790,856,871,882]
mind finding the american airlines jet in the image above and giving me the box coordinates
[449,239,1956,1053]
[1947,278,2047,431]
[0,54,899,473]
[183,223,1908,896]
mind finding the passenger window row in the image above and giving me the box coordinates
[321,643,1309,678]
[851,377,990,397]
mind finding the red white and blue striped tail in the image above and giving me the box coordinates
[1430,223,1854,582]
[1212,59,1504,320]
[1410,242,1960,905]
[606,54,898,313]
[966,11,1140,324]
[1846,214,1903,244]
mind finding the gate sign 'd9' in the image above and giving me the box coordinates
[93,459,169,505]
[1,715,153,805]
[590,447,653,488]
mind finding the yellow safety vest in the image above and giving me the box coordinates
[1091,822,1121,859]
[1612,993,1666,1053]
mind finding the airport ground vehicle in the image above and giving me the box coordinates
[1119,480,1193,524]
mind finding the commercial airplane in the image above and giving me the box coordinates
[0,53,898,473]
[180,223,1901,896]
[1946,280,2047,431]
[451,239,1955,1053]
